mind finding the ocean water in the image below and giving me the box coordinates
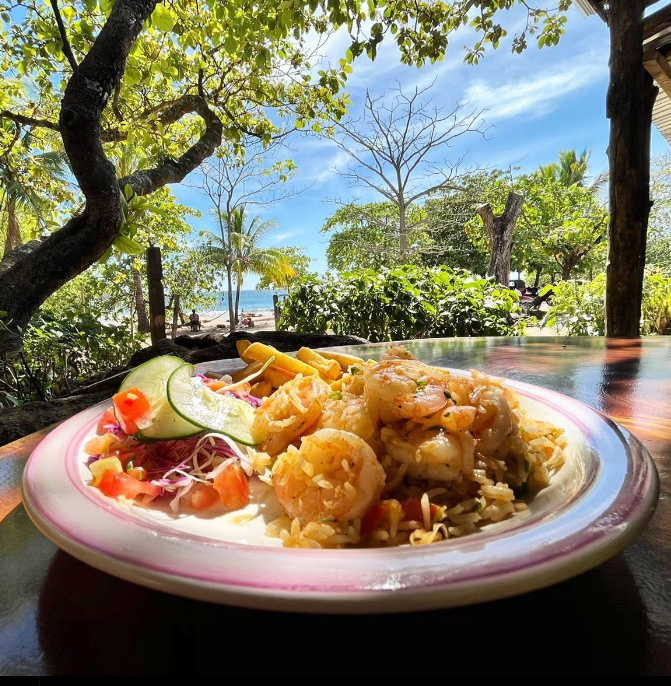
[207,290,286,316]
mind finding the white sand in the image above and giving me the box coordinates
[177,310,277,336]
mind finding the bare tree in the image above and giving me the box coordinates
[330,82,486,260]
[196,137,303,331]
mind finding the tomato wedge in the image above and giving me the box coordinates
[212,462,250,510]
[98,470,161,500]
[112,387,151,435]
[361,502,390,536]
[189,483,220,511]
[96,407,118,435]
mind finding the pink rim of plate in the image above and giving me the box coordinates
[21,375,659,614]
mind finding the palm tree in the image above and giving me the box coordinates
[0,148,70,256]
[539,148,591,187]
[201,206,294,331]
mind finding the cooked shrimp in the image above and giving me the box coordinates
[272,428,386,526]
[364,359,451,424]
[418,404,478,432]
[380,344,418,362]
[253,375,330,456]
[381,425,474,482]
[315,394,375,441]
[471,389,513,456]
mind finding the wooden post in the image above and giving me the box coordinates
[146,247,166,345]
[478,191,524,286]
[171,293,180,339]
[273,294,280,328]
[606,0,658,337]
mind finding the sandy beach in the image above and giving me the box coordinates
[176,309,277,336]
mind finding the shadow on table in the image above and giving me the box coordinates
[36,548,651,676]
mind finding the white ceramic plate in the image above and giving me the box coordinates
[21,372,659,614]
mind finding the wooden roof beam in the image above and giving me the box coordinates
[588,1,609,23]
[644,3,671,40]
[644,49,671,100]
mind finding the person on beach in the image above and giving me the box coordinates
[189,309,201,331]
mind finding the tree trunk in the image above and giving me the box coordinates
[147,247,166,344]
[534,268,541,289]
[235,275,242,325]
[4,199,21,255]
[0,0,222,355]
[132,267,151,334]
[171,293,180,339]
[226,265,235,332]
[478,192,524,286]
[561,261,572,281]
[398,200,407,261]
[606,0,656,337]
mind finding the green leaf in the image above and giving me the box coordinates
[113,235,146,255]
[152,4,175,32]
[125,65,142,85]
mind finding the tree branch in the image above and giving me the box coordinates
[0,110,60,134]
[50,0,79,71]
[0,0,159,352]
[477,203,496,239]
[0,109,125,141]
[119,94,222,195]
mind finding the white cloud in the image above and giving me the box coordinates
[463,55,607,121]
[272,230,300,242]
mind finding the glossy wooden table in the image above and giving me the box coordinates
[1,337,670,676]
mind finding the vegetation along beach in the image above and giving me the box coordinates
[0,1,669,434]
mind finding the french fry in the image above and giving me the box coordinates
[236,339,254,364]
[231,360,264,383]
[249,380,272,399]
[296,347,341,380]
[265,366,296,389]
[313,349,365,372]
[244,342,319,378]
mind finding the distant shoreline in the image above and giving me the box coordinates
[191,309,277,335]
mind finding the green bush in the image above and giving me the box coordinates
[642,269,671,335]
[278,265,524,342]
[543,275,606,336]
[543,269,671,336]
[0,308,140,407]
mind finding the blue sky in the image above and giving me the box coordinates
[172,4,669,289]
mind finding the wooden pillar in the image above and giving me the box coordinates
[606,0,658,337]
[146,247,166,345]
[171,293,180,339]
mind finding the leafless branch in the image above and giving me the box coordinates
[327,82,486,259]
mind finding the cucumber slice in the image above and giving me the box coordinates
[167,363,262,446]
[117,355,202,442]
[135,401,203,442]
[119,355,185,400]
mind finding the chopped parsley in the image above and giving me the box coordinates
[444,391,453,401]
[329,391,343,400]
[416,379,428,388]
[350,366,362,375]
[471,501,482,513]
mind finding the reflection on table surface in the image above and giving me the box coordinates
[1,336,670,676]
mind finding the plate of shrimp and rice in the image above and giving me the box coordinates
[22,344,659,613]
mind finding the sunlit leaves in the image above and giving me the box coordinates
[278,265,524,341]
